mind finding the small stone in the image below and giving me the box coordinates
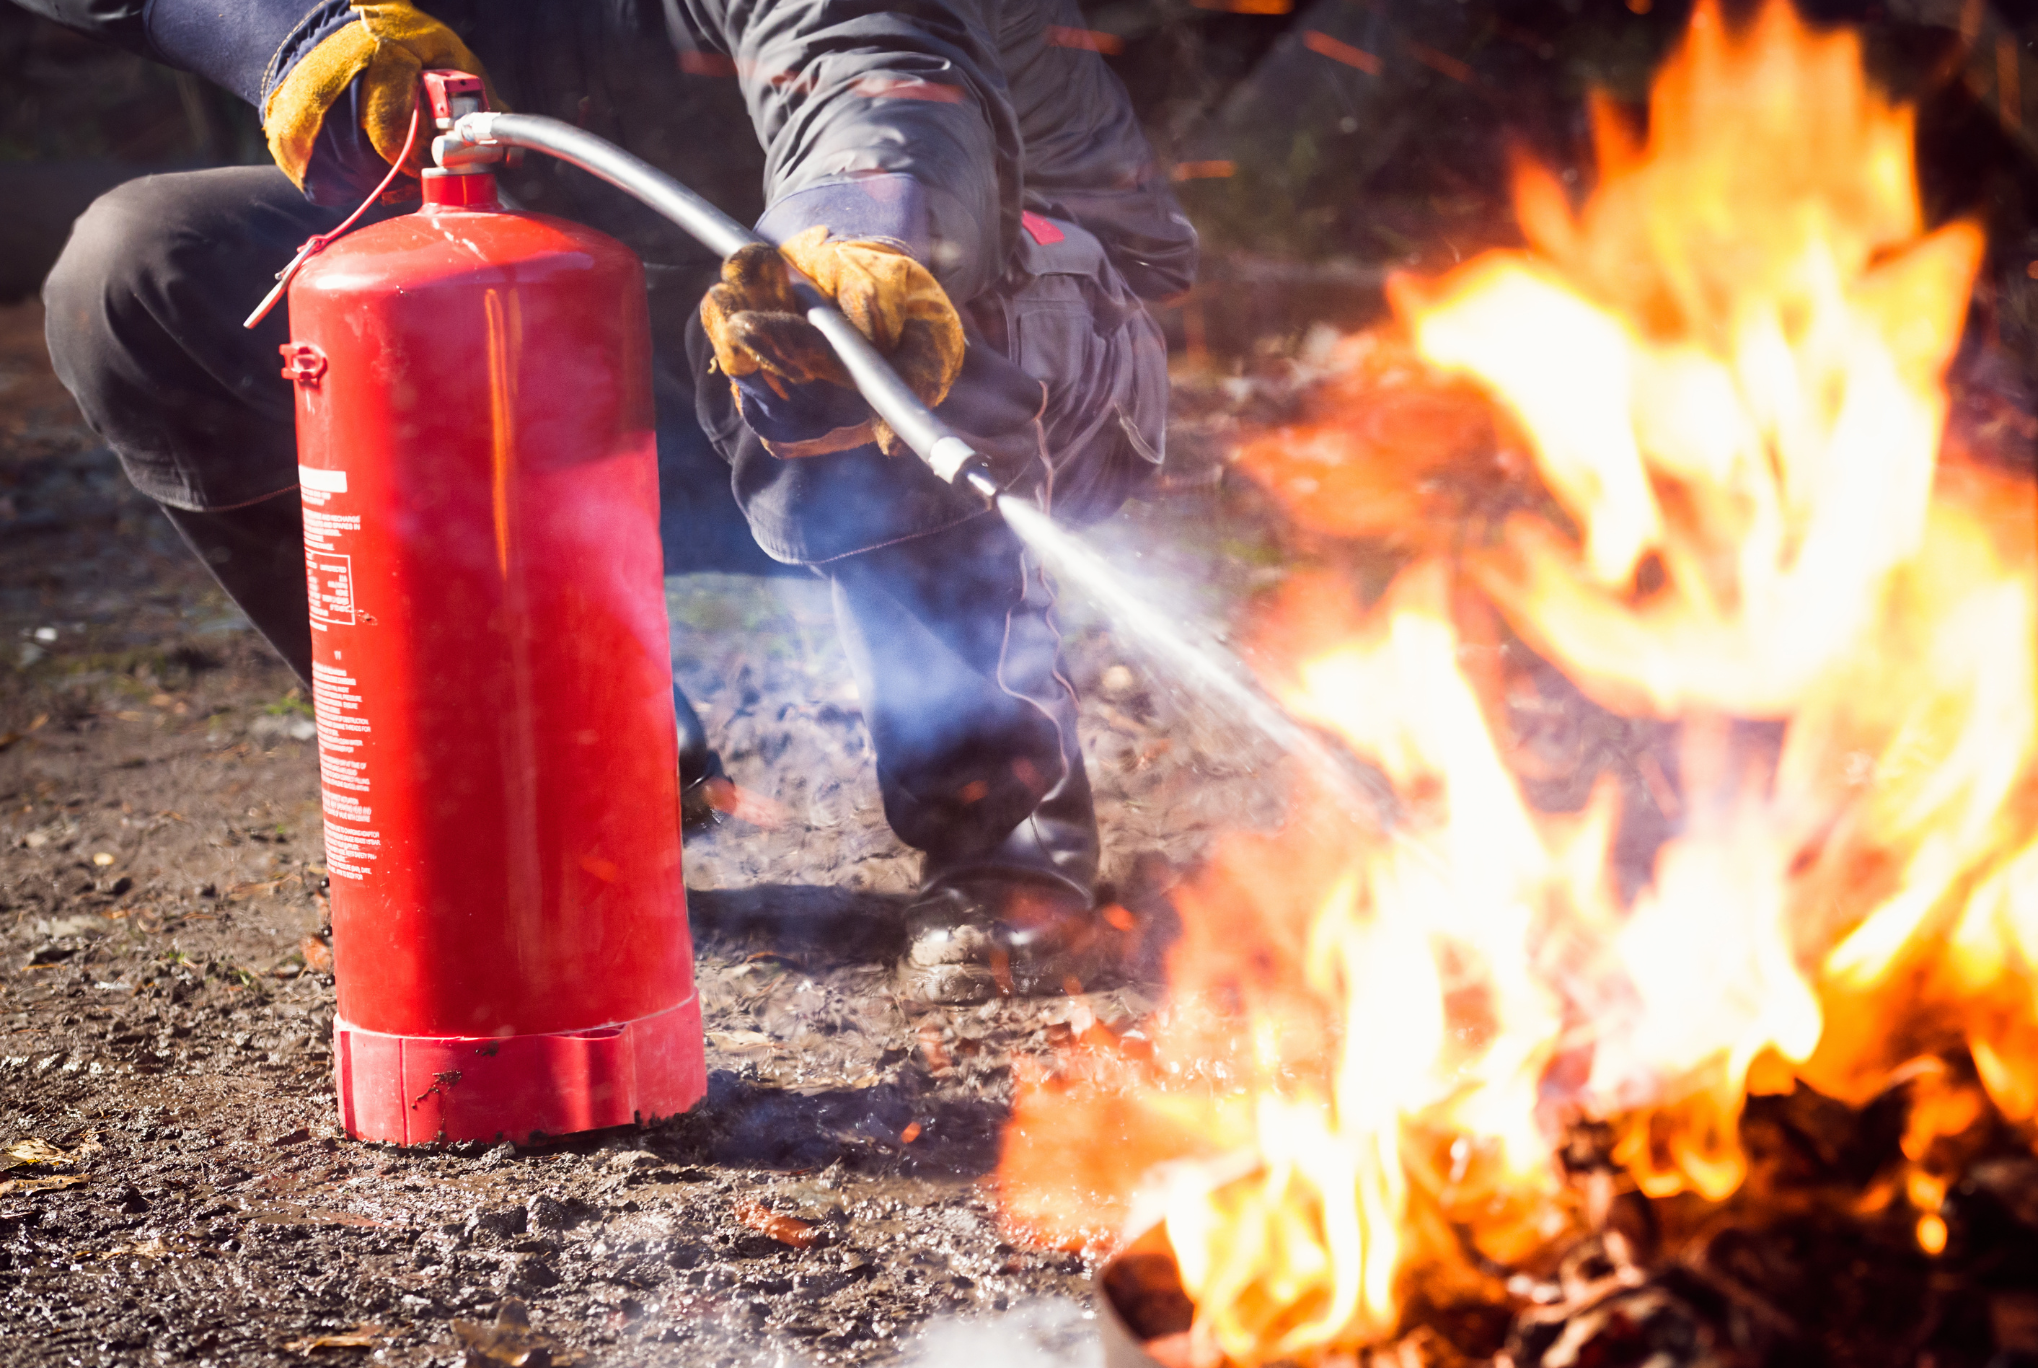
[466,1205,528,1240]
[528,1193,594,1231]
[606,1149,660,1170]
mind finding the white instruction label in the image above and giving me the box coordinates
[306,551,356,626]
[313,660,378,880]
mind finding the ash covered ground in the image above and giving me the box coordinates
[0,297,1315,1367]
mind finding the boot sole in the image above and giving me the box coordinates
[895,933,1113,1006]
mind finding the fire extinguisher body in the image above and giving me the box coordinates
[284,172,705,1143]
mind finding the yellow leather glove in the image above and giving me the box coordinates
[264,1,499,190]
[699,227,966,458]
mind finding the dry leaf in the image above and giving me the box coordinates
[102,1235,196,1261]
[453,1300,582,1367]
[733,1199,818,1249]
[0,1174,87,1196]
[284,1325,382,1354]
[300,936,333,974]
[3,1138,69,1169]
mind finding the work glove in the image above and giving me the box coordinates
[699,227,966,458]
[263,1,499,192]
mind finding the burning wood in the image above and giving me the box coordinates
[1000,2,2038,1365]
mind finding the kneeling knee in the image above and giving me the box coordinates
[42,177,183,362]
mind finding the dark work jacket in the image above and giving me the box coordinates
[12,0,1197,307]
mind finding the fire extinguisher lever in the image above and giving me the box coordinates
[443,111,1000,503]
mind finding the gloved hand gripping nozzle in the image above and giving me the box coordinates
[433,102,1001,504]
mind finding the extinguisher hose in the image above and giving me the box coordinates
[445,111,1000,502]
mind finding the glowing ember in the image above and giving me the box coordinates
[998,2,2037,1363]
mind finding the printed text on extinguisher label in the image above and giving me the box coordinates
[302,471,378,879]
[304,508,362,628]
[313,661,379,880]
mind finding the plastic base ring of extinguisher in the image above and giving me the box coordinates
[332,997,704,1146]
[285,74,708,1147]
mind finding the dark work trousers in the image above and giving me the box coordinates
[40,165,1113,899]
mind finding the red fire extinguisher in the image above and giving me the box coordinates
[279,76,705,1144]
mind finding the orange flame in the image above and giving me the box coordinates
[999,3,2037,1364]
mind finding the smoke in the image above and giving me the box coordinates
[896,1298,1104,1368]
[628,1298,1104,1368]
[997,496,1403,833]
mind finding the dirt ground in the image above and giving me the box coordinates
[0,297,1311,1368]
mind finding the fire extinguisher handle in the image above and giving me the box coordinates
[448,112,1000,502]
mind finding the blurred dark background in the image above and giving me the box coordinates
[3,0,2035,363]
[0,6,265,300]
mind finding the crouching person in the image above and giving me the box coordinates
[26,0,1197,1002]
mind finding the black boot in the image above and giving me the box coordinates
[825,514,1110,1004]
[674,681,730,832]
[899,754,1110,1003]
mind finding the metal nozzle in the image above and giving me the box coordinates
[961,463,1000,503]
